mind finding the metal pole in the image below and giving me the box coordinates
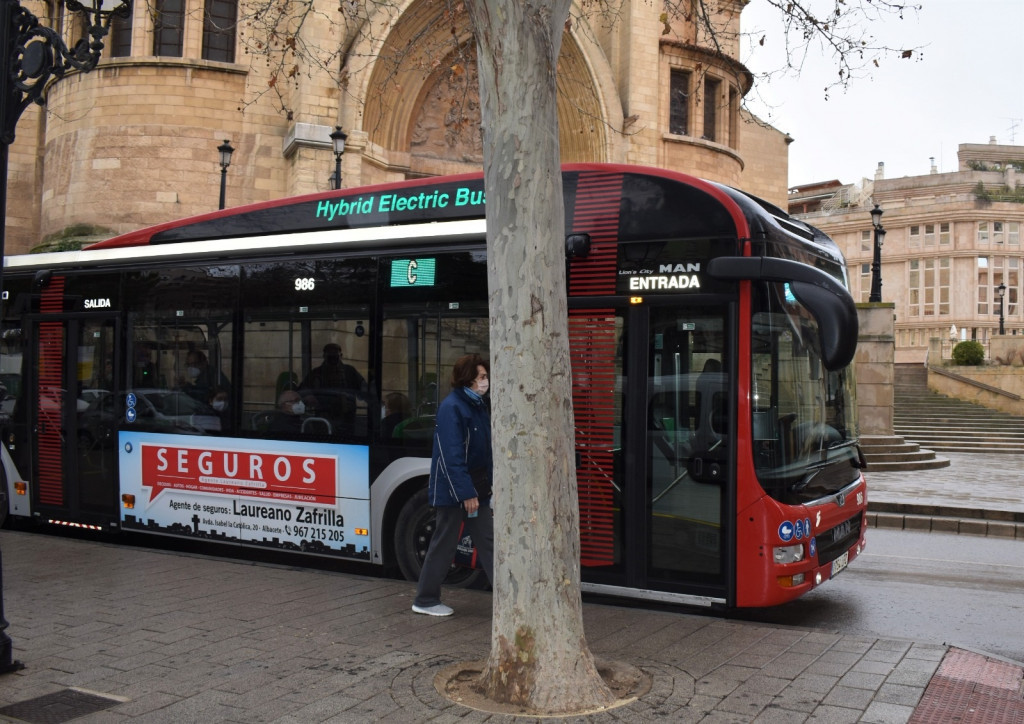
[0,0,23,675]
[869,226,882,302]
[999,296,1005,335]
[219,165,227,210]
[333,154,341,190]
[0,0,130,674]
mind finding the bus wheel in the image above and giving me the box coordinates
[393,487,481,588]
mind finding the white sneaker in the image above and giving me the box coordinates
[412,603,454,616]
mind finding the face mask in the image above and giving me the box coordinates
[187,366,201,378]
[475,379,489,395]
[212,400,227,412]
[290,401,305,415]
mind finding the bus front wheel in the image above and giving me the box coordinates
[393,487,481,588]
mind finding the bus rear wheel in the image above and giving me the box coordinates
[393,487,481,588]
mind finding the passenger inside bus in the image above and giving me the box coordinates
[298,342,366,435]
[209,387,232,433]
[179,350,230,404]
[381,392,411,439]
[134,343,158,387]
[267,389,306,435]
[299,343,366,392]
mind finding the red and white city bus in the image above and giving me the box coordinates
[0,164,867,608]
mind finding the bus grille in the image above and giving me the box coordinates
[816,514,862,565]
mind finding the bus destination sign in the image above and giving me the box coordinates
[615,238,733,295]
[390,258,437,288]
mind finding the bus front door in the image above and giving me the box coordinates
[571,304,730,604]
[26,314,120,527]
[644,305,729,598]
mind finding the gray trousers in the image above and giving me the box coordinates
[414,504,494,607]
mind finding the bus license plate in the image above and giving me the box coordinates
[831,551,849,577]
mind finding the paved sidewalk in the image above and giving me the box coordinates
[0,451,1020,722]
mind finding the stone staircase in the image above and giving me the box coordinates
[860,433,950,471]
[858,364,951,471]
[893,364,1024,454]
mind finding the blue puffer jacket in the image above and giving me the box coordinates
[428,387,492,507]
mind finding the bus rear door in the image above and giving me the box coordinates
[25,312,120,527]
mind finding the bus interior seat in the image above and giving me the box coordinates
[301,417,332,435]
[249,410,275,432]
[392,415,434,443]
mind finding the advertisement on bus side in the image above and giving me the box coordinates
[117,431,371,560]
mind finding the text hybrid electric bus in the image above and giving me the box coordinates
[1,164,867,608]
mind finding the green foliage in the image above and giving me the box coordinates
[972,182,1024,204]
[31,224,114,253]
[952,340,985,366]
[967,159,1024,173]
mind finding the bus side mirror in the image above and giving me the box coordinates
[787,279,858,372]
[706,256,858,371]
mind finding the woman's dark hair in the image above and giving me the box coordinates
[451,353,488,388]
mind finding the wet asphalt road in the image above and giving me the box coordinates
[732,528,1024,663]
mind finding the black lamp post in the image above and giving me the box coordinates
[329,125,346,190]
[0,0,132,676]
[868,203,886,303]
[997,282,1006,335]
[217,139,234,210]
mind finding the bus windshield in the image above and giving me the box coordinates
[751,280,860,505]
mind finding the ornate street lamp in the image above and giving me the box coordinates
[217,139,234,210]
[329,125,346,190]
[0,0,132,675]
[1,0,132,145]
[868,204,886,303]
[997,282,1007,335]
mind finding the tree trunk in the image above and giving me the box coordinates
[464,1,616,713]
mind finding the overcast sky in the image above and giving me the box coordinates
[739,0,1024,188]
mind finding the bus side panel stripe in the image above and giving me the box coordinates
[37,277,67,506]
[569,309,618,566]
[568,172,623,297]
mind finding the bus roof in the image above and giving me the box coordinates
[6,164,841,270]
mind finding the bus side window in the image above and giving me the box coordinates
[379,317,439,444]
[379,311,488,444]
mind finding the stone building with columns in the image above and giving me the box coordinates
[6,0,791,255]
[790,140,1024,364]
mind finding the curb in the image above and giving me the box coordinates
[867,503,1024,540]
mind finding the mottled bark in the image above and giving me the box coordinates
[464,0,616,713]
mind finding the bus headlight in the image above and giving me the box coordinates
[773,544,805,564]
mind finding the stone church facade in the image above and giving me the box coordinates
[7,0,789,254]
